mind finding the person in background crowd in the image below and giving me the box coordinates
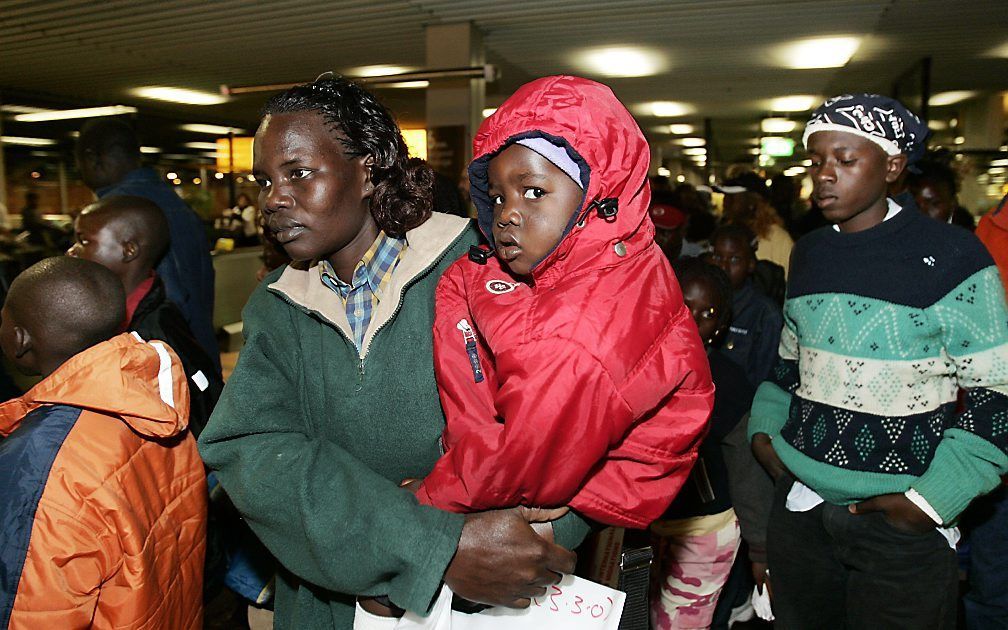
[976,193,1008,298]
[650,193,688,260]
[908,158,959,224]
[674,183,717,257]
[223,193,260,246]
[76,118,219,373]
[651,258,753,630]
[67,195,223,436]
[716,171,794,277]
[0,256,206,629]
[197,77,581,630]
[708,224,783,387]
[961,190,1008,629]
[432,170,470,218]
[750,94,1008,629]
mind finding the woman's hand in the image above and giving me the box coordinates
[445,508,576,608]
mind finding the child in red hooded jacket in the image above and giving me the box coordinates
[413,76,714,534]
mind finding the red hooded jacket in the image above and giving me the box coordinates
[415,76,714,528]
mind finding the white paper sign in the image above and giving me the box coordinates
[396,575,625,630]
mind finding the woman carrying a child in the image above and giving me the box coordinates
[197,78,582,629]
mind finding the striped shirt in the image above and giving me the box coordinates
[319,231,406,352]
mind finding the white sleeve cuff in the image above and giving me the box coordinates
[905,488,943,525]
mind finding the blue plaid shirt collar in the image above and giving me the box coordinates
[318,231,406,304]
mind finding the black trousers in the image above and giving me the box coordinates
[766,475,958,630]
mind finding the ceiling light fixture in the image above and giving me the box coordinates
[668,124,695,135]
[140,146,161,154]
[1,105,55,114]
[656,166,671,177]
[930,91,978,107]
[379,81,429,89]
[775,36,861,69]
[761,118,797,133]
[482,108,498,118]
[184,141,221,150]
[768,95,819,112]
[1,136,57,146]
[683,147,707,156]
[348,65,415,77]
[576,46,666,78]
[640,101,694,118]
[13,105,137,122]
[134,86,228,105]
[677,137,706,147]
[180,123,247,135]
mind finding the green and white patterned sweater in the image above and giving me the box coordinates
[749,204,1008,524]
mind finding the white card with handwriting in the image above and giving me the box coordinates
[395,575,624,630]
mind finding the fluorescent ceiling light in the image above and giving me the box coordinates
[180,123,246,135]
[768,95,818,112]
[656,166,671,177]
[748,147,762,155]
[668,124,694,135]
[1,104,55,114]
[576,46,666,78]
[928,120,948,131]
[13,105,137,122]
[991,159,1008,167]
[930,91,978,106]
[639,101,694,118]
[783,166,806,177]
[676,137,706,147]
[762,136,796,157]
[683,147,707,156]
[1,136,57,146]
[140,146,161,154]
[184,141,220,150]
[348,65,414,77]
[133,86,227,105]
[380,81,429,89]
[761,118,797,133]
[986,41,1008,58]
[482,108,498,118]
[775,36,861,69]
[989,167,1006,175]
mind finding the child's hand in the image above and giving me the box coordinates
[848,493,937,534]
[751,433,789,481]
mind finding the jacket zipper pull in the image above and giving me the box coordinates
[456,319,485,383]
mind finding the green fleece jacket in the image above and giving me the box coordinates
[198,213,590,629]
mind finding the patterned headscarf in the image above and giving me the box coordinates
[802,94,929,165]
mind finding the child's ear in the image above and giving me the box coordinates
[14,325,32,359]
[122,240,139,263]
[885,154,909,183]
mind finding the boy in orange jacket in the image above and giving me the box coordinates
[0,257,206,629]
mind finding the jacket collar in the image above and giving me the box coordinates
[267,212,471,358]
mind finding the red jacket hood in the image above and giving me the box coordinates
[0,333,190,439]
[469,75,654,287]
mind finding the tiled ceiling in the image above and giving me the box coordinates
[1,0,1006,167]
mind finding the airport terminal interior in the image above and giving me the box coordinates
[1,1,1008,629]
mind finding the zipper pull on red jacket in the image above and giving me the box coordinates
[457,319,485,383]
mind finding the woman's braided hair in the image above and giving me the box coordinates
[261,77,433,237]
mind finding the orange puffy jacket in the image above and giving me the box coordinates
[0,333,206,629]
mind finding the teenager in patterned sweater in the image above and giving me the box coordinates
[749,94,1008,629]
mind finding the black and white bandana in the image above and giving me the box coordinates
[802,94,928,164]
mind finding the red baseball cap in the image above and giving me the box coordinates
[650,203,686,230]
